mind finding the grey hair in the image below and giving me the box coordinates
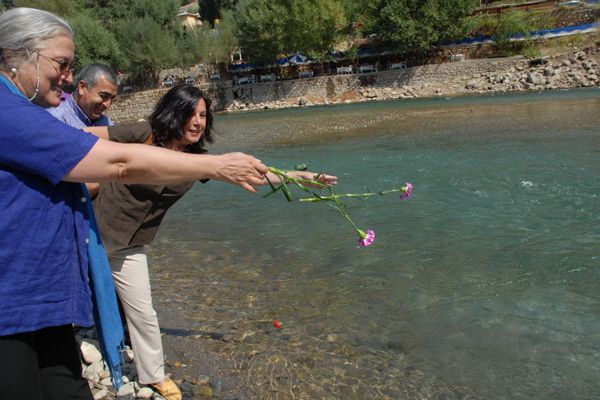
[75,63,118,88]
[0,7,73,69]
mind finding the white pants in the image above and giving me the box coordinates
[107,246,165,384]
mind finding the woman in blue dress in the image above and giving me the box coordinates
[0,7,267,399]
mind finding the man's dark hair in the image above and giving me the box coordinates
[75,63,118,88]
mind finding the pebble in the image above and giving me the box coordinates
[195,385,214,398]
[136,387,154,398]
[74,328,211,400]
[80,340,102,364]
[93,389,110,400]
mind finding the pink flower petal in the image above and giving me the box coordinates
[357,229,376,247]
[400,182,413,200]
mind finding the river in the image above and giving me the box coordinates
[148,88,600,399]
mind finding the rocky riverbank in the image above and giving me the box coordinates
[223,46,599,113]
[106,44,599,123]
[76,328,221,399]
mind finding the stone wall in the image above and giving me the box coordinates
[105,88,169,123]
[106,50,600,123]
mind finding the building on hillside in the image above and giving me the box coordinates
[178,2,202,29]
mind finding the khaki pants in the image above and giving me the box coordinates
[107,246,164,385]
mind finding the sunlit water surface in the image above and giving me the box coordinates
[149,88,600,399]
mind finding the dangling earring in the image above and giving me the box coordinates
[28,60,39,102]
[10,67,17,75]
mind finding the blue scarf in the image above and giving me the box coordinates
[81,185,124,389]
[0,74,124,388]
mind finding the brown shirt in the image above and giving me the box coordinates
[93,122,200,251]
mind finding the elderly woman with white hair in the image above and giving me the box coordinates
[0,7,267,399]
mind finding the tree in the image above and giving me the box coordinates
[86,0,180,28]
[176,27,206,66]
[214,9,239,62]
[233,0,347,63]
[67,13,122,72]
[367,0,477,54]
[232,0,287,62]
[115,16,179,84]
[286,0,347,60]
[14,0,84,16]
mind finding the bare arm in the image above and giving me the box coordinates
[64,139,267,192]
[81,127,108,198]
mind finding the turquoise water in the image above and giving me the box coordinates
[152,88,600,399]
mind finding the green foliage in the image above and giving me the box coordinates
[494,11,532,48]
[469,9,549,53]
[287,0,347,60]
[215,9,239,61]
[115,16,179,83]
[184,3,199,14]
[14,0,83,16]
[14,0,579,84]
[232,0,287,62]
[86,0,180,28]
[68,13,122,71]
[233,0,347,63]
[176,18,237,65]
[367,0,477,54]
[176,28,206,66]
[469,9,555,40]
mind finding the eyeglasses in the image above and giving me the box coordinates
[38,53,73,75]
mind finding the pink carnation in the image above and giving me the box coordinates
[357,229,376,247]
[399,182,413,201]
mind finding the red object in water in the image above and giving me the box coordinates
[273,320,282,329]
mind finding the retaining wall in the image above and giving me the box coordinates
[106,56,528,123]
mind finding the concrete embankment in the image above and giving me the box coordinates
[106,45,599,123]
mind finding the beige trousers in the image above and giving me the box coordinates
[107,246,165,385]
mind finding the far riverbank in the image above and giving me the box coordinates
[106,45,599,123]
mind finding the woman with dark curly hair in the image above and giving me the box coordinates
[92,84,336,399]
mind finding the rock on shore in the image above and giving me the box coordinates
[75,328,216,399]
[223,47,599,113]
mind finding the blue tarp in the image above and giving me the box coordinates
[276,52,308,65]
[441,22,599,48]
[287,53,307,65]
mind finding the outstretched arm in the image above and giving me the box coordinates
[64,139,268,193]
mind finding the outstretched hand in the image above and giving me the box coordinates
[213,152,268,192]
